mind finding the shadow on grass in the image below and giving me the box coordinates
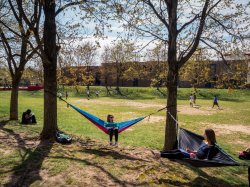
[0,119,10,127]
[4,140,53,187]
[82,147,150,162]
[50,155,148,187]
[75,138,150,162]
[0,120,33,161]
[158,160,246,187]
[0,119,53,187]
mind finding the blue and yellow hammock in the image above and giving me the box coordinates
[68,104,146,134]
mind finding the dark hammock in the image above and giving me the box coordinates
[175,128,240,167]
[68,104,145,134]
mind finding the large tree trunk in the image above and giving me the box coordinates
[40,1,58,140]
[9,80,19,120]
[164,67,178,150]
[164,1,178,151]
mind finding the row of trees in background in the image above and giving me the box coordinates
[0,0,249,150]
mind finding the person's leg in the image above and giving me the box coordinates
[114,129,118,145]
[109,129,113,145]
[32,115,37,123]
[160,149,190,159]
[28,117,33,124]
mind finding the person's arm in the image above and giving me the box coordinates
[195,144,209,159]
[25,114,31,119]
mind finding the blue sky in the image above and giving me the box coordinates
[56,0,250,64]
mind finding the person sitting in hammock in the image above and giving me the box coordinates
[153,129,219,160]
[105,114,119,146]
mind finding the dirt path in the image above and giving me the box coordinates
[74,99,225,116]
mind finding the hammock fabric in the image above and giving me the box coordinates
[176,128,240,167]
[69,104,145,134]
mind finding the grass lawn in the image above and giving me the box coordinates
[0,87,249,186]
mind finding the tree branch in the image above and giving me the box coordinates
[0,20,22,37]
[56,1,86,16]
[208,15,240,39]
[0,29,15,77]
[200,38,232,71]
[144,0,169,31]
[179,0,211,67]
[177,14,200,34]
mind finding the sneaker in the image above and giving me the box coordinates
[110,142,113,145]
[114,142,118,147]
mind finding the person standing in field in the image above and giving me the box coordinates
[65,91,68,100]
[212,95,220,109]
[105,114,119,146]
[193,93,197,104]
[87,90,90,100]
[189,94,194,107]
[95,90,99,97]
[58,92,62,99]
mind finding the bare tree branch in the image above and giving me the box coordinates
[208,15,240,39]
[179,0,210,67]
[200,38,232,71]
[177,14,200,34]
[56,1,86,16]
[144,0,169,31]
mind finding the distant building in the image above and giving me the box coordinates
[60,56,249,88]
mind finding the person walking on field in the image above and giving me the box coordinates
[65,91,68,100]
[193,93,197,104]
[212,95,220,109]
[189,94,194,107]
[87,90,90,100]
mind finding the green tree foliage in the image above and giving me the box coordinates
[145,42,168,88]
[103,40,137,94]
[179,49,211,88]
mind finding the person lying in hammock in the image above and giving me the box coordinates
[153,129,219,160]
[105,114,119,146]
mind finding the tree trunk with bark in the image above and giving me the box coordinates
[164,1,178,151]
[164,66,178,150]
[9,80,19,120]
[40,1,58,140]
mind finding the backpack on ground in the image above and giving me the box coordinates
[56,131,72,144]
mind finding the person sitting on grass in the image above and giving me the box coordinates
[153,129,219,160]
[105,114,118,146]
[21,109,37,124]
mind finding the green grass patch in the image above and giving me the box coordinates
[0,87,250,186]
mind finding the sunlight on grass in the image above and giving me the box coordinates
[0,87,250,186]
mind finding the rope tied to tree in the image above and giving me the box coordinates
[146,105,176,121]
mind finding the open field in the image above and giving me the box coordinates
[0,87,249,186]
